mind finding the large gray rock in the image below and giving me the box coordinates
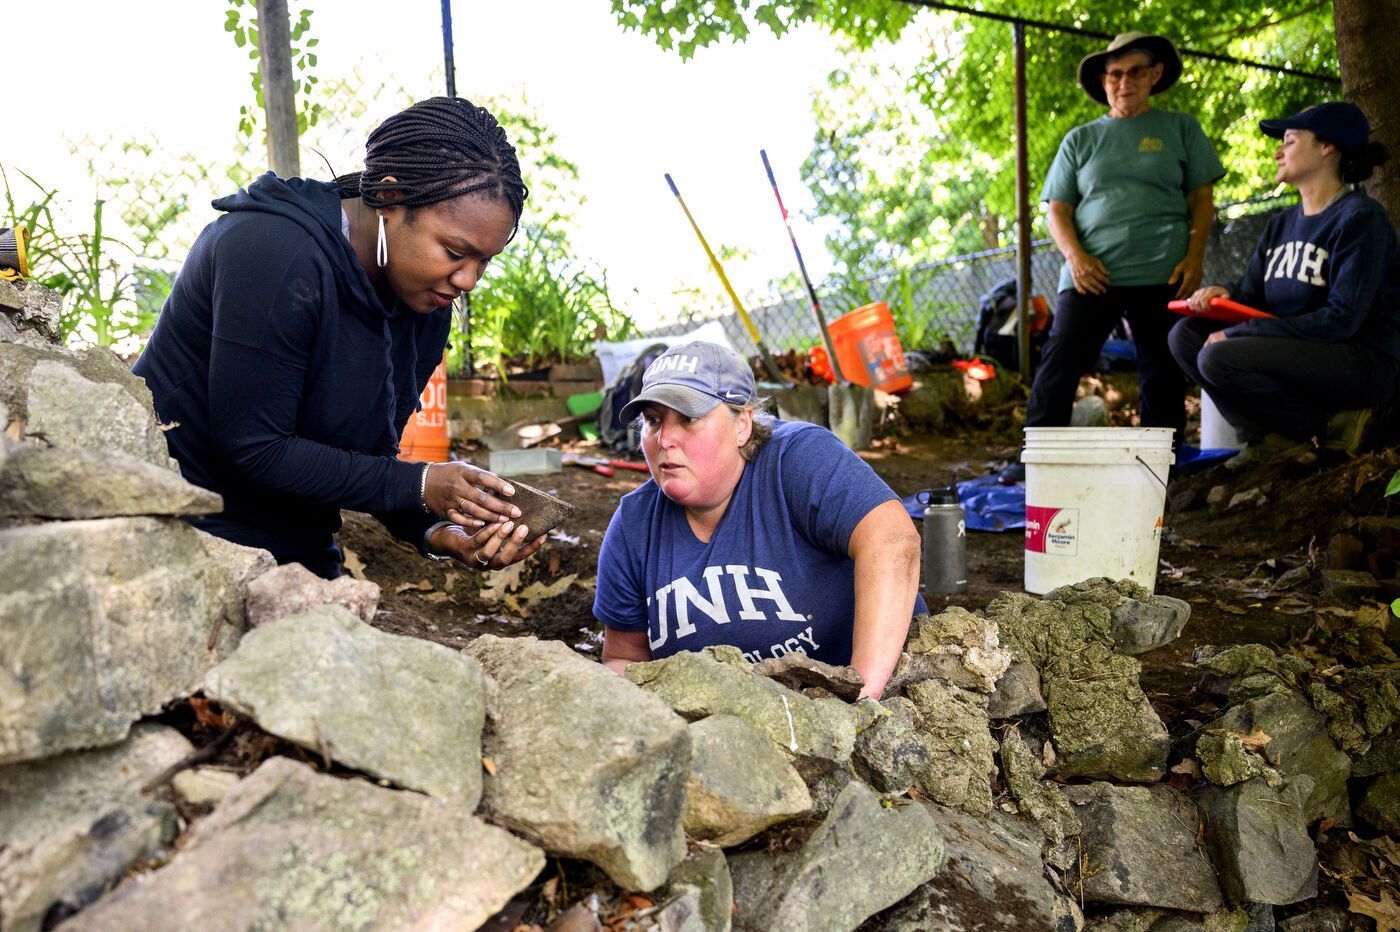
[1200,776,1318,906]
[1110,594,1191,655]
[685,714,811,846]
[0,517,273,764]
[626,647,856,769]
[729,782,944,932]
[664,847,733,932]
[239,560,380,628]
[1215,690,1351,826]
[0,725,191,932]
[467,635,689,891]
[986,586,1171,783]
[1356,770,1400,832]
[204,606,486,805]
[1062,782,1223,912]
[904,678,998,814]
[875,805,1062,931]
[0,344,172,467]
[59,757,543,931]
[752,652,863,701]
[0,444,221,518]
[888,607,1012,694]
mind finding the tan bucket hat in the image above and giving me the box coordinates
[1078,32,1183,105]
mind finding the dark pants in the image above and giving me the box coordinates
[1168,317,1400,442]
[1026,284,1185,439]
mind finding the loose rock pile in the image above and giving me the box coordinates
[3,286,1398,931]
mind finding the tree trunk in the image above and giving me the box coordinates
[1335,0,1400,222]
[257,0,300,178]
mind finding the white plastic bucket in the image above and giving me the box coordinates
[1199,390,1243,450]
[1022,427,1174,595]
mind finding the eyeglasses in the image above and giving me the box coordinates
[1104,65,1154,83]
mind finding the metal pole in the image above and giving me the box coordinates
[441,0,457,97]
[257,0,299,178]
[1013,21,1032,377]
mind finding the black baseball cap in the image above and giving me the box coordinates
[1260,102,1370,154]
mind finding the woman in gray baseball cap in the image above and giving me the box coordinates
[593,340,924,700]
[1169,101,1399,465]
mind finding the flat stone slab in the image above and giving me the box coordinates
[752,653,863,701]
[729,782,944,932]
[204,606,487,805]
[59,757,544,931]
[467,635,689,891]
[0,517,273,764]
[627,648,856,768]
[685,714,812,846]
[0,725,191,932]
[510,478,575,542]
[0,444,221,519]
[0,344,172,466]
[1063,782,1223,912]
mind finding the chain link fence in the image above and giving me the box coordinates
[646,192,1298,360]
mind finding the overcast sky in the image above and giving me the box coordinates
[7,1,853,324]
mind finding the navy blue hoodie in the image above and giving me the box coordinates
[133,173,448,576]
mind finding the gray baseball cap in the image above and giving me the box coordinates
[619,340,757,423]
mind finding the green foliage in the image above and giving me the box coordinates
[224,0,325,138]
[609,0,916,60]
[1386,468,1400,498]
[460,222,638,376]
[1,167,158,347]
[612,0,1337,284]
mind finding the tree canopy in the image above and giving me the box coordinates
[612,0,1339,275]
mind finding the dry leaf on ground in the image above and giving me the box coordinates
[1348,889,1400,931]
[341,546,367,581]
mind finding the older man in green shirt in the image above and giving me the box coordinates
[1024,32,1225,444]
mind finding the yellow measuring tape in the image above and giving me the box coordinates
[0,225,32,281]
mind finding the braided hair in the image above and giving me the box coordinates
[335,96,528,233]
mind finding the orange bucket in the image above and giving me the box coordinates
[826,301,913,393]
[398,354,450,462]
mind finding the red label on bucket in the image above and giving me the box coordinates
[1025,506,1079,555]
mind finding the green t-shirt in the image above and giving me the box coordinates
[1041,108,1225,292]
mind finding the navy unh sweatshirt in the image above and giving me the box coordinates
[1223,190,1400,359]
[133,173,448,577]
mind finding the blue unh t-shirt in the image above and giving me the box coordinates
[594,421,924,666]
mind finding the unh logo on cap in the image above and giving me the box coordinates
[647,354,701,378]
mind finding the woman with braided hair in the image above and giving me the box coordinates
[134,97,543,578]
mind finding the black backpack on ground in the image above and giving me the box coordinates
[597,343,669,453]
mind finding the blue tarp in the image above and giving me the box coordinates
[904,475,1026,533]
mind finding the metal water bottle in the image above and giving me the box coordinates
[922,484,968,594]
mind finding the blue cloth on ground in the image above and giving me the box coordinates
[905,475,1026,533]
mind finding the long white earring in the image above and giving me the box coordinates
[376,212,388,268]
